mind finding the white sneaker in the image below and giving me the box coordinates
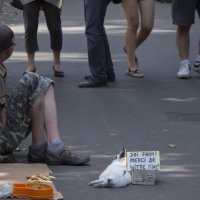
[176,64,191,79]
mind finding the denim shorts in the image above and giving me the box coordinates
[172,0,200,26]
[0,73,54,154]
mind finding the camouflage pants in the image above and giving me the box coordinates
[0,73,54,154]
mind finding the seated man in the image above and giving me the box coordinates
[0,25,90,165]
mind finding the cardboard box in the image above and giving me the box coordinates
[131,170,157,185]
[0,163,63,199]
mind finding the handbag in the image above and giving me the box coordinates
[9,0,23,10]
[111,0,122,4]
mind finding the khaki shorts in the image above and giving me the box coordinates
[172,0,200,26]
[0,73,54,154]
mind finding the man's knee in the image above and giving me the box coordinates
[20,73,39,94]
[21,73,54,104]
[21,72,39,84]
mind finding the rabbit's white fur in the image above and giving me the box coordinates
[89,150,131,188]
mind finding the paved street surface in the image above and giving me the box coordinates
[1,1,200,199]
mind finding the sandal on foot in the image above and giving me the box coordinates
[127,68,144,78]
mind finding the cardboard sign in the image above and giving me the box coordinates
[126,151,160,171]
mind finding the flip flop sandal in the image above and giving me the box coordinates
[127,68,144,78]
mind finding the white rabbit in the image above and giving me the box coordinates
[89,148,132,188]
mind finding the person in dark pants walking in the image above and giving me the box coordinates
[78,0,116,88]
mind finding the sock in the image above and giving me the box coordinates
[48,139,64,153]
[31,141,46,150]
[181,59,190,66]
[195,55,200,62]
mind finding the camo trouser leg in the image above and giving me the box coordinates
[0,73,54,154]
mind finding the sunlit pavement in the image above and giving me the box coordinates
[1,1,200,199]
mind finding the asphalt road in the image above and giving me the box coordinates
[1,1,200,199]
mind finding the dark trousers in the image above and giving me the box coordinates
[84,0,114,80]
[23,0,62,53]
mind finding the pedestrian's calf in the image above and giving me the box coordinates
[89,148,131,188]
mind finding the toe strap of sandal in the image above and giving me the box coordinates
[127,68,144,78]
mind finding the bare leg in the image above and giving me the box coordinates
[176,26,190,60]
[122,0,139,69]
[53,50,63,71]
[136,0,154,48]
[176,26,191,79]
[44,85,61,144]
[31,95,46,144]
[31,85,60,145]
[26,53,36,72]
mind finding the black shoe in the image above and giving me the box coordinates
[84,74,116,82]
[79,76,107,88]
[107,73,116,82]
[52,66,65,77]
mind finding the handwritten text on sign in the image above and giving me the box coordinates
[126,151,160,171]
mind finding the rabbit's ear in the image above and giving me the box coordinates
[119,147,126,159]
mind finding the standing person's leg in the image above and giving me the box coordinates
[104,34,116,81]
[42,2,64,77]
[193,37,200,72]
[102,0,115,81]
[85,0,109,79]
[176,25,191,79]
[122,0,144,78]
[136,0,155,48]
[193,1,200,72]
[172,0,197,78]
[176,26,190,61]
[78,0,110,87]
[23,1,41,73]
